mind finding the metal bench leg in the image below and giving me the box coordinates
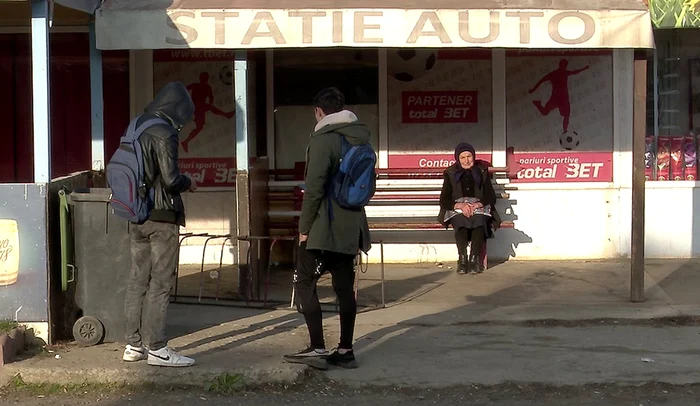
[380,241,385,308]
[215,236,233,302]
[245,242,253,305]
[263,237,281,308]
[174,233,206,301]
[174,234,189,301]
[198,236,219,303]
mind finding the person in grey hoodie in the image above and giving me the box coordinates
[122,82,197,367]
[284,87,371,370]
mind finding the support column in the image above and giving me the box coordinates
[89,20,105,171]
[378,49,388,168]
[31,0,51,183]
[630,52,647,303]
[265,50,275,169]
[491,49,506,168]
[234,51,253,298]
[129,50,154,118]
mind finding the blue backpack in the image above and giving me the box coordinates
[106,116,166,223]
[327,136,377,220]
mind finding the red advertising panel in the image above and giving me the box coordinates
[178,158,236,188]
[512,152,613,183]
[388,153,493,169]
[401,91,478,124]
[154,49,237,189]
[506,51,614,183]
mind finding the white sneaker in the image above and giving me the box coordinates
[147,347,195,367]
[123,344,148,362]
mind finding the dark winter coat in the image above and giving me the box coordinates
[137,82,194,226]
[437,161,501,231]
[299,112,372,255]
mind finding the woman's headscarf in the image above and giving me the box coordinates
[453,142,481,189]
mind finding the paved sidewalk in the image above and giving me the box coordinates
[3,259,700,389]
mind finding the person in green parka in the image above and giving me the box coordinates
[284,87,372,370]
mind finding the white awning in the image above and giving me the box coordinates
[94,0,655,50]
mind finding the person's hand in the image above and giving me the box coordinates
[454,202,467,210]
[298,233,308,245]
[185,174,197,192]
[462,204,475,218]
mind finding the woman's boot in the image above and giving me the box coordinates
[457,254,468,274]
[469,252,484,274]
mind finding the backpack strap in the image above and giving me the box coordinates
[327,134,351,222]
[120,118,139,143]
[130,117,168,199]
[121,117,168,142]
[134,118,168,140]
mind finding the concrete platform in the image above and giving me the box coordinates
[3,259,700,389]
[175,257,700,312]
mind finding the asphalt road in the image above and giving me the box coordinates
[1,381,699,406]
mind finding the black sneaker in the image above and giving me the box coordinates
[283,347,329,370]
[326,348,358,369]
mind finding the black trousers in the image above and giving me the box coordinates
[455,227,486,257]
[294,241,356,349]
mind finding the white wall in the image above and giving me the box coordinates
[367,181,700,263]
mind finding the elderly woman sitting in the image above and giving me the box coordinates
[438,143,500,274]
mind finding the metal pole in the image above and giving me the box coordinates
[234,51,251,296]
[380,241,385,308]
[631,53,647,303]
[89,20,105,171]
[235,51,249,173]
[31,0,51,183]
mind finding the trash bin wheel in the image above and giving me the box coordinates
[72,316,105,346]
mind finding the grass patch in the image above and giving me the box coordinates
[0,320,19,335]
[2,374,185,397]
[6,374,125,396]
[204,373,246,395]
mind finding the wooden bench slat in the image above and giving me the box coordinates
[266,163,518,235]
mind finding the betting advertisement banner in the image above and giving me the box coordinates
[506,50,614,183]
[401,91,478,124]
[153,50,237,188]
[387,49,492,168]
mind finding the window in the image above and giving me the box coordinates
[646,29,700,181]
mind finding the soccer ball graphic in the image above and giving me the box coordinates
[219,64,233,86]
[559,131,580,151]
[387,49,437,82]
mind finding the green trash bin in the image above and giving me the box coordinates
[60,188,132,346]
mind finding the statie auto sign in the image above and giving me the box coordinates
[95,8,654,50]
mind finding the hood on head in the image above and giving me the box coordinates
[145,82,194,130]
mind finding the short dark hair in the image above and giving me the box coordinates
[312,87,345,115]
